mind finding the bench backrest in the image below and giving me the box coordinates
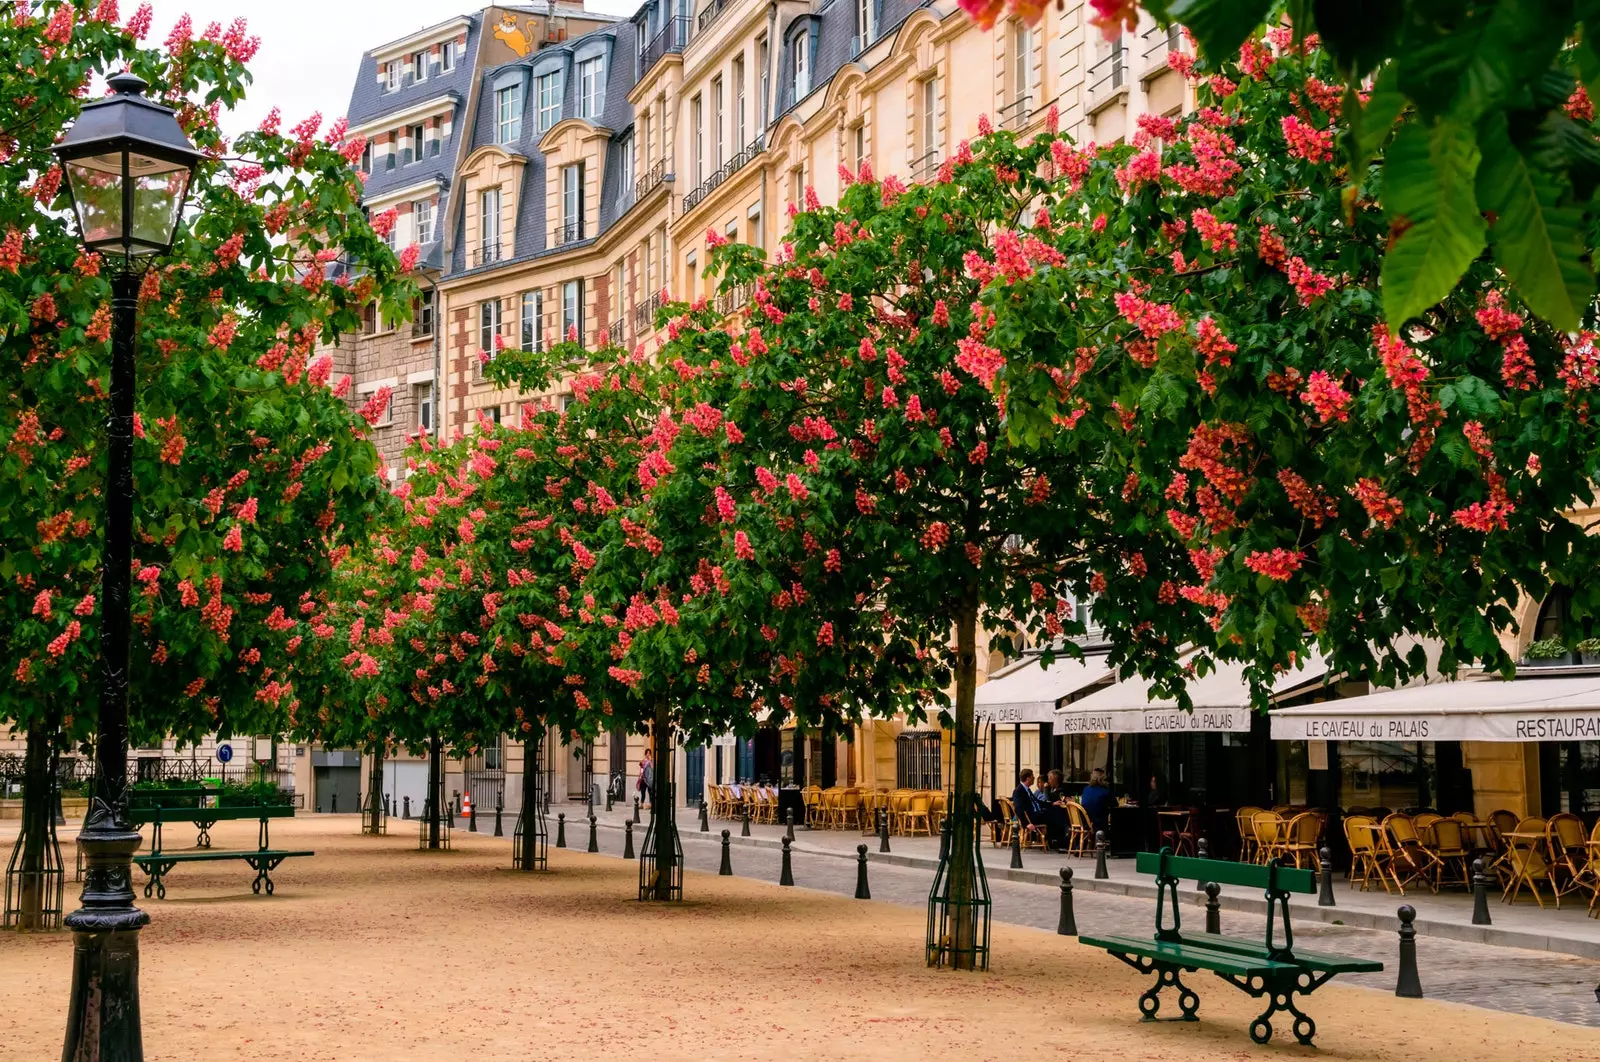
[129,804,294,824]
[1134,850,1315,894]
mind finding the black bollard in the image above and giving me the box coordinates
[1094,830,1110,879]
[384,793,391,817]
[699,799,709,832]
[1395,904,1423,998]
[493,801,504,838]
[605,788,613,813]
[330,791,338,814]
[1196,837,1209,891]
[741,802,751,837]
[624,820,635,859]
[1318,846,1336,907]
[633,797,640,825]
[1057,867,1077,936]
[1009,819,1024,869]
[469,798,478,833]
[556,812,567,848]
[403,795,411,820]
[855,844,871,900]
[780,836,795,886]
[587,813,598,853]
[1204,882,1222,934]
[719,829,733,875]
[1470,858,1492,926]
[878,807,891,853]
[453,790,460,818]
[785,809,796,842]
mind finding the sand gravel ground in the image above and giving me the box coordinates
[0,815,1588,1061]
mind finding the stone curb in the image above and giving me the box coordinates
[593,819,1600,962]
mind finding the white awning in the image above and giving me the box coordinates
[1269,670,1600,742]
[973,652,1116,727]
[1058,651,1329,734]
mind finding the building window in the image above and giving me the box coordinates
[416,289,435,335]
[691,93,704,183]
[538,72,561,131]
[658,227,667,298]
[415,383,433,431]
[896,732,942,790]
[383,60,399,92]
[789,164,803,206]
[1013,22,1033,102]
[414,198,435,245]
[712,76,724,169]
[921,76,939,157]
[619,134,634,197]
[359,141,373,175]
[793,32,809,98]
[748,204,763,251]
[412,50,428,82]
[858,0,876,49]
[733,55,746,148]
[758,35,770,123]
[562,279,584,342]
[478,299,502,359]
[407,124,424,163]
[578,57,603,119]
[852,122,865,173]
[613,260,625,321]
[563,163,585,239]
[496,85,523,144]
[479,187,501,262]
[440,40,456,73]
[685,250,696,303]
[489,405,502,425]
[521,290,543,351]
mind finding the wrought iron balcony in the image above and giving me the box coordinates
[998,95,1031,131]
[635,158,666,201]
[633,291,664,332]
[638,16,689,79]
[681,135,764,214]
[608,316,627,346]
[469,241,504,268]
[552,219,585,247]
[1140,22,1183,63]
[695,0,731,35]
[909,149,941,184]
[1087,43,1129,109]
[714,283,749,317]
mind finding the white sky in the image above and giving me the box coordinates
[141,0,640,138]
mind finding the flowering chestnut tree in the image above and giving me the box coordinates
[0,0,413,919]
[985,32,1600,697]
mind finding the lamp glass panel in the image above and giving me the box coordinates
[129,153,190,253]
[66,156,125,248]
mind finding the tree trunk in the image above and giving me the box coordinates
[645,705,678,900]
[364,742,384,834]
[946,597,981,969]
[518,729,540,872]
[9,729,57,930]
[426,734,443,850]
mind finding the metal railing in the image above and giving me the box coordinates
[910,149,941,184]
[638,16,690,79]
[412,317,434,338]
[998,95,1031,131]
[714,283,749,316]
[635,157,666,201]
[1140,22,1183,62]
[633,290,664,332]
[552,219,585,246]
[695,0,732,35]
[682,135,764,214]
[470,241,504,268]
[608,316,627,346]
[1087,44,1128,105]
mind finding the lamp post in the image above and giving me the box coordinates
[52,71,202,1062]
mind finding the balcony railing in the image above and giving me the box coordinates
[998,95,1031,131]
[638,16,689,79]
[412,317,434,338]
[608,316,627,346]
[695,0,732,35]
[1087,43,1128,109]
[682,135,764,214]
[633,291,664,332]
[909,149,941,184]
[469,241,504,268]
[714,283,750,317]
[1140,22,1183,63]
[552,220,585,247]
[635,158,667,201]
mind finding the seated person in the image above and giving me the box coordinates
[1040,769,1066,804]
[1010,770,1069,850]
[1078,768,1115,837]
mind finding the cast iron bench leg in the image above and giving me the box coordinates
[1222,970,1326,1046]
[140,861,170,901]
[1109,953,1200,1022]
[196,821,212,849]
[248,855,284,896]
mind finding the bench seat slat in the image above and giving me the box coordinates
[1186,933,1384,974]
[1079,933,1298,978]
[134,849,314,864]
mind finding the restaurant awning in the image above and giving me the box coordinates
[1269,670,1600,742]
[973,651,1116,727]
[1058,651,1330,734]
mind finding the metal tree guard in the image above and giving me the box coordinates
[512,731,547,871]
[925,804,992,971]
[3,741,65,930]
[638,782,682,902]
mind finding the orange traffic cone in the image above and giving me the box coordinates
[461,792,472,821]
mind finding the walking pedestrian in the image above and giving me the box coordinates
[637,750,654,810]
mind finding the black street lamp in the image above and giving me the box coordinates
[52,71,202,1062]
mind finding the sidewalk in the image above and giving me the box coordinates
[581,802,1600,961]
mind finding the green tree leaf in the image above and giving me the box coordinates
[1381,118,1487,325]
[1476,113,1593,332]
[1161,0,1274,61]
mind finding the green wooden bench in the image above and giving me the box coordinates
[128,801,311,899]
[1079,849,1382,1045]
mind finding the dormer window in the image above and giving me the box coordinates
[793,32,809,98]
[412,50,428,82]
[383,60,399,92]
[414,198,435,244]
[440,40,456,73]
[407,124,424,163]
[857,0,876,50]
[497,84,523,144]
[577,57,603,119]
[537,72,562,132]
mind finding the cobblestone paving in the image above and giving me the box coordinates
[581,823,1600,1029]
